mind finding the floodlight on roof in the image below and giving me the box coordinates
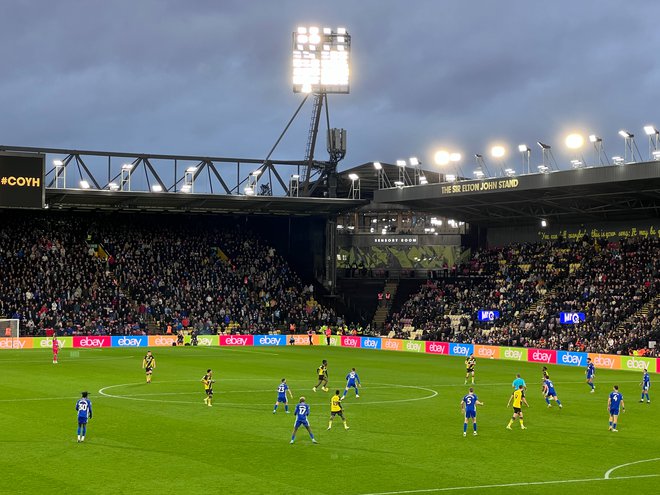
[571,159,583,168]
[504,168,516,176]
[434,150,450,165]
[409,157,420,166]
[291,174,300,179]
[394,180,404,187]
[652,150,660,159]
[251,169,262,177]
[419,176,428,185]
[122,163,133,171]
[293,26,350,94]
[518,144,530,153]
[151,184,163,192]
[541,219,548,228]
[537,142,551,150]
[473,169,485,178]
[348,173,359,181]
[618,130,633,138]
[373,161,382,170]
[79,180,90,189]
[589,134,601,143]
[53,159,64,166]
[565,133,584,149]
[449,153,462,162]
[644,125,658,136]
[396,160,406,167]
[475,153,483,159]
[108,182,119,191]
[181,184,192,193]
[612,156,625,165]
[491,145,505,158]
[537,165,549,173]
[446,174,456,183]
[186,166,198,173]
[244,186,255,195]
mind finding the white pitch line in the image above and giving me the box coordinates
[604,457,660,479]
[355,474,659,495]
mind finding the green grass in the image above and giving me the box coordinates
[0,346,658,495]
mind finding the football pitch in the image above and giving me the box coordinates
[1,345,658,495]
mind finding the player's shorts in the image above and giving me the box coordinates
[642,386,650,392]
[294,420,309,428]
[547,389,556,397]
[145,367,153,373]
[466,367,474,373]
[346,382,356,388]
[205,388,213,396]
[78,418,88,425]
[513,407,522,414]
[331,411,345,419]
[609,408,620,416]
[277,394,287,403]
[586,375,594,380]
[465,410,476,419]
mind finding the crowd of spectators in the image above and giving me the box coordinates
[388,237,660,356]
[0,213,341,336]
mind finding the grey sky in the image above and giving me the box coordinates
[1,0,659,175]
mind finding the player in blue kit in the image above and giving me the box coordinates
[608,385,625,432]
[75,391,92,443]
[273,378,293,413]
[640,369,651,403]
[290,397,317,444]
[586,358,596,392]
[461,387,484,437]
[342,368,361,399]
[542,378,563,409]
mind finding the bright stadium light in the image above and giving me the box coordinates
[419,176,428,185]
[409,156,420,166]
[108,182,119,191]
[565,133,584,149]
[541,219,548,228]
[644,125,658,136]
[396,160,406,167]
[151,184,163,192]
[121,163,133,171]
[537,165,549,173]
[348,173,359,181]
[79,180,90,189]
[518,144,530,153]
[394,180,404,187]
[373,161,382,170]
[53,159,64,166]
[186,166,198,173]
[537,142,551,150]
[589,134,600,143]
[446,174,456,182]
[504,168,516,176]
[180,184,192,193]
[619,130,633,138]
[491,145,506,158]
[293,26,350,94]
[434,150,450,165]
[612,156,625,165]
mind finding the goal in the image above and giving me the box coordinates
[1,319,20,341]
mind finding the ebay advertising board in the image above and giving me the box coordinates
[527,348,557,364]
[425,341,449,355]
[219,335,254,346]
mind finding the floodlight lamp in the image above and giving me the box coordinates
[491,146,505,158]
[186,166,198,173]
[434,150,450,165]
[373,161,382,170]
[53,159,64,166]
[612,156,624,165]
[396,160,406,167]
[323,27,332,35]
[181,185,192,193]
[251,170,262,177]
[537,165,549,173]
[394,181,404,187]
[618,130,633,138]
[348,173,359,181]
[419,176,428,185]
[571,160,583,168]
[244,186,255,195]
[518,144,530,153]
[151,185,163,192]
[291,174,300,179]
[473,169,485,178]
[505,168,516,176]
[449,153,462,162]
[644,125,658,136]
[537,142,551,150]
[541,219,548,228]
[108,182,119,191]
[79,180,90,189]
[122,163,133,171]
[652,150,660,159]
[409,157,420,166]
[589,134,601,143]
[297,27,307,34]
[474,154,483,159]
[337,27,346,34]
[565,133,584,149]
[446,174,456,183]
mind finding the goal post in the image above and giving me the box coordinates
[0,319,20,341]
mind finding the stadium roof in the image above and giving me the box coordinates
[374,161,660,227]
[45,189,366,216]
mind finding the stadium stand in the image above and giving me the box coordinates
[0,213,341,336]
[388,237,660,356]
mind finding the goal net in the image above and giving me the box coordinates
[0,319,20,340]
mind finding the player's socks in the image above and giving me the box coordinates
[328,421,332,430]
[507,420,513,429]
[519,420,525,429]
[285,405,289,412]
[473,423,477,432]
[545,397,550,405]
[313,387,317,392]
[612,423,617,430]
[608,421,612,430]
[463,423,468,433]
[343,422,349,430]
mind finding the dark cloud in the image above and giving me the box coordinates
[1,0,659,172]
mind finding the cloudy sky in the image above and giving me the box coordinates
[2,0,659,176]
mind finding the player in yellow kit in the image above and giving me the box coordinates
[201,369,215,407]
[327,390,349,430]
[506,384,529,430]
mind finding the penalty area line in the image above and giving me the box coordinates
[355,474,659,495]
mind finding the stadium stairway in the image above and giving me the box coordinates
[372,280,399,330]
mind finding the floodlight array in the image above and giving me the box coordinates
[293,26,350,94]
